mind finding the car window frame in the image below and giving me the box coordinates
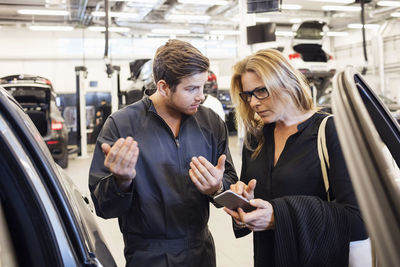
[0,88,98,265]
[0,115,76,266]
[332,67,400,267]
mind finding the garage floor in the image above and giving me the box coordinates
[65,135,253,267]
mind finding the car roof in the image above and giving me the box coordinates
[0,74,54,90]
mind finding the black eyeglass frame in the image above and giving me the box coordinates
[239,87,270,102]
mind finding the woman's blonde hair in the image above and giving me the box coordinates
[230,49,315,158]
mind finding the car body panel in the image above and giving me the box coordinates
[332,67,400,267]
[0,86,116,266]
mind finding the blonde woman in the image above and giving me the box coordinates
[224,49,368,267]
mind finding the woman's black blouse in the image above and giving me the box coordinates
[237,112,368,266]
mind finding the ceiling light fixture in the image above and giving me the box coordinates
[377,1,400,7]
[322,5,361,11]
[326,31,349,36]
[177,0,228,5]
[255,17,271,23]
[209,30,240,35]
[391,12,400,17]
[281,4,302,10]
[289,18,302,24]
[309,0,354,3]
[18,9,70,16]
[88,26,130,32]
[92,11,139,19]
[166,14,211,21]
[347,23,380,29]
[151,28,191,34]
[109,0,159,2]
[29,25,74,31]
[275,31,294,37]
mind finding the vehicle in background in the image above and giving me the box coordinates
[331,67,400,267]
[202,71,225,121]
[0,86,116,266]
[204,70,218,98]
[125,59,152,105]
[285,20,336,93]
[0,74,69,168]
[218,89,237,134]
[318,89,400,124]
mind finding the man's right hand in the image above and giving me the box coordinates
[101,137,139,191]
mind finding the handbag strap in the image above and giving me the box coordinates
[317,115,378,267]
[317,115,333,202]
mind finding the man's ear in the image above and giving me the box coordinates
[157,80,169,96]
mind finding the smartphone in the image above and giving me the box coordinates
[213,190,256,212]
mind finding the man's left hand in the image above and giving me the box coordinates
[189,154,225,196]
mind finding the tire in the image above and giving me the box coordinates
[57,150,68,169]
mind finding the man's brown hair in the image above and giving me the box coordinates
[153,39,210,92]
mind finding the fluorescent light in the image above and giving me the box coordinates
[232,17,241,22]
[29,25,73,31]
[18,9,69,16]
[110,0,159,2]
[275,31,294,37]
[377,1,400,7]
[92,11,139,19]
[177,0,228,5]
[255,17,271,23]
[209,30,240,35]
[391,12,400,17]
[289,18,302,24]
[309,0,354,3]
[166,14,211,21]
[281,4,302,10]
[326,31,349,36]
[151,28,191,34]
[322,5,361,11]
[88,26,130,32]
[146,33,170,38]
[347,23,380,29]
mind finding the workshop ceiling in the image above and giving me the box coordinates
[0,0,399,37]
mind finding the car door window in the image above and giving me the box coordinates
[0,115,77,266]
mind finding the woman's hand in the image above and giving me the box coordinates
[224,198,275,231]
[230,179,256,200]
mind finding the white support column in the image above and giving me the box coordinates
[110,73,118,114]
[78,69,88,158]
[238,0,253,58]
[377,22,388,95]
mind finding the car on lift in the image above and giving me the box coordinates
[0,86,116,266]
[125,59,153,105]
[285,20,336,92]
[0,74,69,168]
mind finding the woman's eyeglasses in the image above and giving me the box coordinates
[239,87,269,102]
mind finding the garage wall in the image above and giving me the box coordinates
[332,19,400,101]
[1,23,399,102]
[0,27,238,94]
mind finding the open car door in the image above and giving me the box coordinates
[332,67,400,267]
